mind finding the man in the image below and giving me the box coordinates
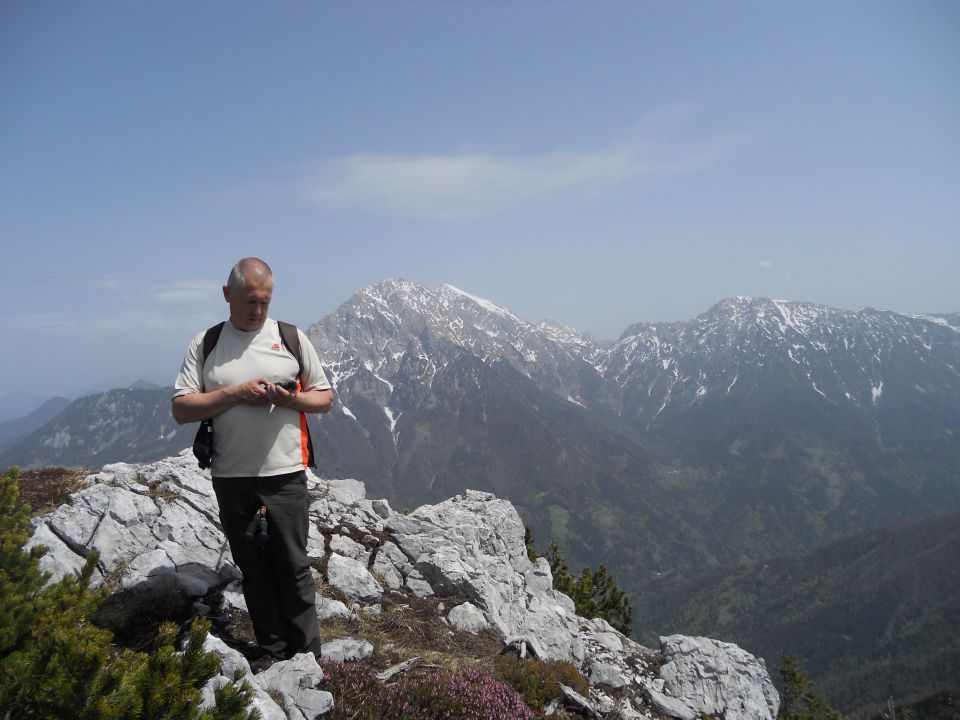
[172,257,333,659]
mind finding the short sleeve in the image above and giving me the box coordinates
[297,328,332,392]
[172,331,205,398]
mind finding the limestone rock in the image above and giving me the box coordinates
[222,579,247,613]
[200,634,286,720]
[256,652,333,719]
[371,554,403,590]
[404,568,434,597]
[317,595,353,621]
[560,683,599,717]
[659,635,781,720]
[320,637,374,662]
[589,631,624,654]
[589,661,630,689]
[324,478,366,505]
[330,533,369,563]
[644,684,697,720]
[326,553,382,603]
[615,697,649,719]
[448,602,489,634]
[375,540,412,575]
[523,557,553,593]
[371,498,392,518]
[28,452,238,595]
[390,489,585,665]
[306,522,325,559]
[23,522,91,584]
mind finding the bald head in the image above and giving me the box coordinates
[223,258,274,331]
[227,257,273,290]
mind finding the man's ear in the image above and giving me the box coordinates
[222,285,231,302]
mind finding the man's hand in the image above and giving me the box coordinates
[262,383,334,414]
[172,378,271,423]
[262,382,298,408]
[233,379,271,405]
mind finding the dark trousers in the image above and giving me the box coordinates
[213,471,321,659]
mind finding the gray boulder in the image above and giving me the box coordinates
[392,489,585,666]
[27,452,239,594]
[256,652,333,720]
[589,661,630,689]
[644,684,698,720]
[324,478,366,506]
[330,533,369,563]
[325,553,382,603]
[200,634,286,720]
[317,595,353,621]
[448,602,489,634]
[24,522,91,584]
[320,637,374,662]
[659,635,781,720]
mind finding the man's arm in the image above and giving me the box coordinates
[262,386,334,414]
[171,379,271,424]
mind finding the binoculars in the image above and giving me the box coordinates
[243,506,269,549]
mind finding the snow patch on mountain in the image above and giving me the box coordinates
[303,282,960,440]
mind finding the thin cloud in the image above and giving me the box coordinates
[1,280,223,338]
[300,121,736,219]
[759,260,773,270]
[153,281,222,305]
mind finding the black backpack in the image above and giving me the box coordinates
[192,321,316,470]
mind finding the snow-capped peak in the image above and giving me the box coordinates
[437,283,521,322]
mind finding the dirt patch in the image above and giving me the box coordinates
[90,584,194,652]
[15,467,90,517]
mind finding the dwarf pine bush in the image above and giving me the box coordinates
[494,655,589,712]
[0,466,258,720]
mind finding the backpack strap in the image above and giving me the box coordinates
[199,322,226,393]
[277,321,304,376]
[277,321,316,469]
[196,319,315,468]
[199,321,302,385]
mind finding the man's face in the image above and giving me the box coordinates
[223,275,273,332]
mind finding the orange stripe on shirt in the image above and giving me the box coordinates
[299,411,310,469]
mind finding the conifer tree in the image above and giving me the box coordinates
[779,654,845,720]
[0,466,258,719]
[545,540,633,635]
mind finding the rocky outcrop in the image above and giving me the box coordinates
[388,488,588,666]
[657,635,780,720]
[28,450,780,719]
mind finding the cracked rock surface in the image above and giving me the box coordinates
[30,450,779,719]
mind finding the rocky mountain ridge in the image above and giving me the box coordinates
[310,281,960,426]
[0,395,71,455]
[27,451,780,720]
[605,296,960,438]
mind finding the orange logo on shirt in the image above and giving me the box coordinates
[272,343,281,351]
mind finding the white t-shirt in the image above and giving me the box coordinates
[173,319,331,478]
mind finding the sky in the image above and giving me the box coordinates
[1,1,958,401]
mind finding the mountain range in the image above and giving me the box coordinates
[2,279,959,716]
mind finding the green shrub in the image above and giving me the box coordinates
[494,654,589,711]
[0,466,258,720]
